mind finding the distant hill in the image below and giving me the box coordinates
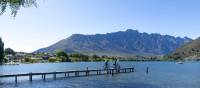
[35,29,192,56]
[169,37,200,60]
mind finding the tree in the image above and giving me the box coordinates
[0,0,37,17]
[55,50,70,62]
[48,57,57,63]
[0,38,4,64]
[92,54,99,59]
[4,48,15,55]
[24,57,31,62]
[56,50,68,57]
[70,53,89,61]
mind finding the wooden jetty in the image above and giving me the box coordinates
[0,67,134,83]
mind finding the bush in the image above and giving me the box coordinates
[48,57,57,62]
[31,59,39,63]
[55,50,70,62]
[24,57,31,62]
[56,50,68,58]
[3,58,8,63]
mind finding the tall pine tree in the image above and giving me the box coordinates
[0,38,4,64]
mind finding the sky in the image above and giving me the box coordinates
[0,0,200,52]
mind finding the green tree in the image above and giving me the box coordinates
[70,53,89,61]
[0,38,4,64]
[92,54,102,61]
[55,50,70,62]
[4,48,15,55]
[24,57,31,62]
[48,57,57,62]
[92,54,99,59]
[56,50,67,57]
[0,0,37,17]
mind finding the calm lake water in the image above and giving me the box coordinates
[0,61,200,88]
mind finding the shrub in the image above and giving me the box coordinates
[48,57,57,62]
[24,57,31,62]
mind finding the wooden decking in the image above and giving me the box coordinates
[0,67,134,83]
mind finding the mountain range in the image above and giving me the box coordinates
[35,29,192,56]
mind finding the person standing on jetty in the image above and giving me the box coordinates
[112,59,121,73]
[104,60,110,70]
[113,59,120,69]
[113,60,117,69]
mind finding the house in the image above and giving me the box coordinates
[5,54,14,62]
[42,56,49,60]
[15,52,26,62]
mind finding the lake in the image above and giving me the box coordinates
[0,61,200,88]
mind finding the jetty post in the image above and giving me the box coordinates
[54,72,56,79]
[15,75,17,83]
[43,73,46,80]
[29,72,33,82]
[146,67,149,74]
[41,73,46,80]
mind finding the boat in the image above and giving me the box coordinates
[176,61,184,64]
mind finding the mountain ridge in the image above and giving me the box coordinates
[35,29,192,56]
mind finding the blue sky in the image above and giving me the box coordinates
[0,0,200,52]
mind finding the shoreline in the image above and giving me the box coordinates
[1,60,199,65]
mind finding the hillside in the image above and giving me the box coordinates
[35,29,192,56]
[169,37,200,60]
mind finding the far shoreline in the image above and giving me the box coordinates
[2,60,199,65]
